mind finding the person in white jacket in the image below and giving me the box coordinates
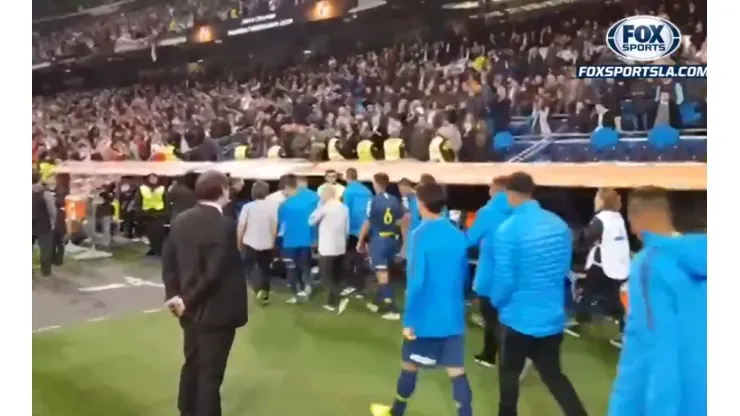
[567,188,631,347]
[308,185,350,314]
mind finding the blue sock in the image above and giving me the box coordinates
[379,283,394,304]
[390,370,417,416]
[451,374,472,416]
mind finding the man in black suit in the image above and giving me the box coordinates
[162,170,248,416]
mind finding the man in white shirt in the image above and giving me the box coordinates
[308,185,350,314]
[237,181,278,305]
[316,169,345,201]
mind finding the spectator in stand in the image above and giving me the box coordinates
[32,0,706,163]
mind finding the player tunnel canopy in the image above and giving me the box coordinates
[55,160,707,190]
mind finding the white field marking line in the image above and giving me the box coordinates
[32,325,61,333]
[123,276,164,288]
[78,283,127,292]
[32,307,164,333]
[87,316,109,323]
[77,276,164,293]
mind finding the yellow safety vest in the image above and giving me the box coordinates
[163,145,180,161]
[429,136,455,163]
[327,138,345,161]
[234,145,249,160]
[356,139,374,162]
[384,138,404,161]
[112,199,121,221]
[39,162,56,182]
[140,185,165,211]
[267,145,282,159]
[429,136,444,162]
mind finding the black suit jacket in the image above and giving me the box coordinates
[162,204,247,329]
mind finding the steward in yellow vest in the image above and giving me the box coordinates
[356,138,384,161]
[137,174,167,256]
[383,138,405,161]
[39,161,56,182]
[327,137,346,161]
[428,136,457,162]
[234,144,249,160]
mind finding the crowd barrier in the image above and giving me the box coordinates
[55,160,708,190]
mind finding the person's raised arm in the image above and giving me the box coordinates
[465,206,491,247]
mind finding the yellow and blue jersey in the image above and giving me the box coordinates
[367,192,404,239]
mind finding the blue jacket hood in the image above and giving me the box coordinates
[643,232,707,281]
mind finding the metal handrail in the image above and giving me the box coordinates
[511,128,707,141]
[546,136,707,145]
[510,113,570,122]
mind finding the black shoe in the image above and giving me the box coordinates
[473,354,496,368]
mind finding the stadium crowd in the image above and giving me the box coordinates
[32,0,707,166]
[32,1,707,415]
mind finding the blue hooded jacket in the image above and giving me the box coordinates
[491,200,572,337]
[608,232,707,416]
[278,188,319,248]
[404,218,469,338]
[467,192,512,297]
[343,181,373,236]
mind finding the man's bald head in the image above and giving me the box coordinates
[321,184,336,201]
[194,170,229,202]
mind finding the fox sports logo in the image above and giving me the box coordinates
[606,15,681,62]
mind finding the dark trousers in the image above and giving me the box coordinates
[345,235,366,290]
[498,326,588,416]
[244,246,273,293]
[122,211,142,239]
[178,321,236,416]
[52,230,65,265]
[479,297,499,361]
[33,231,54,276]
[576,266,625,332]
[143,212,166,255]
[319,254,344,306]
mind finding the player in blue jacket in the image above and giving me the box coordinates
[609,187,706,416]
[278,174,319,303]
[342,168,373,295]
[357,172,405,320]
[466,175,511,367]
[370,182,473,416]
[490,172,587,416]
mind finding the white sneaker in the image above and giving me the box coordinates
[302,286,313,297]
[337,298,350,315]
[297,291,309,301]
[323,304,337,312]
[286,296,299,304]
[381,312,401,321]
[340,287,357,297]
